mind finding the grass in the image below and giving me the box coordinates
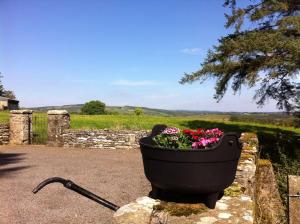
[70,114,230,130]
[0,111,9,123]
[32,113,48,144]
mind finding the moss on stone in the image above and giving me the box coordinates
[258,159,272,167]
[242,144,256,152]
[153,201,208,216]
[240,153,255,162]
[240,133,258,146]
[224,183,245,197]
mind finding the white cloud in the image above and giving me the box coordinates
[181,48,202,55]
[112,79,159,86]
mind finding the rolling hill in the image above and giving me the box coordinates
[26,104,230,116]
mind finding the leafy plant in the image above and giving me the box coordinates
[0,74,16,99]
[80,100,106,115]
[153,127,223,150]
[134,107,143,116]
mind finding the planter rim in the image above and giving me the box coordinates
[139,132,240,152]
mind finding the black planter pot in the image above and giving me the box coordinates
[139,125,242,209]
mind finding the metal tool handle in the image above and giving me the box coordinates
[33,177,120,211]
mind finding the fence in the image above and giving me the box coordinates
[32,113,48,144]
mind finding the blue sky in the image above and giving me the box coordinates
[0,0,279,112]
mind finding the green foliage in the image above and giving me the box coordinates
[0,74,16,99]
[293,84,300,127]
[268,146,300,215]
[105,110,120,115]
[181,0,300,111]
[80,100,106,115]
[70,114,228,130]
[153,128,222,149]
[0,111,9,123]
[229,113,297,127]
[3,90,16,99]
[134,107,143,116]
[153,132,191,149]
[32,113,48,144]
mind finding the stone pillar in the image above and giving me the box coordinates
[9,110,33,145]
[47,110,70,146]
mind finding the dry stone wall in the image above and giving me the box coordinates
[0,123,9,145]
[62,129,149,149]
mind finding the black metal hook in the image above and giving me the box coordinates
[33,177,120,211]
[32,177,70,193]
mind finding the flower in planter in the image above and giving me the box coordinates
[153,127,223,150]
[162,127,180,135]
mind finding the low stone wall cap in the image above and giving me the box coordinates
[47,110,69,115]
[10,110,33,114]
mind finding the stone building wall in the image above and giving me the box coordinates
[62,129,149,149]
[0,123,9,145]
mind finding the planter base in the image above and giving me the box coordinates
[149,185,224,209]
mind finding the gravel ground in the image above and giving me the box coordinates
[0,145,150,224]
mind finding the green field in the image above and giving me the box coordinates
[70,114,231,130]
[0,111,9,123]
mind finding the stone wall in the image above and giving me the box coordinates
[62,129,149,149]
[0,123,9,145]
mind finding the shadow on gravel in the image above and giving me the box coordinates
[0,166,31,178]
[0,153,26,166]
[0,153,30,178]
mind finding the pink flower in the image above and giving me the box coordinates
[192,141,203,149]
[192,142,198,148]
[192,137,220,149]
[199,138,210,146]
[205,128,223,137]
[162,127,180,135]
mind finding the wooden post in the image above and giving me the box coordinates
[288,175,300,224]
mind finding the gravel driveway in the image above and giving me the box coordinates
[0,145,150,224]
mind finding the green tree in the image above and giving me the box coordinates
[3,90,16,99]
[294,84,300,127]
[180,0,300,111]
[134,107,143,116]
[81,100,106,115]
[0,74,16,99]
